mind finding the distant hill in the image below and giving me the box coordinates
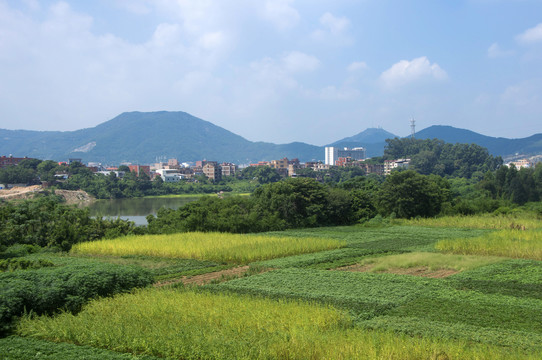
[330,128,398,145]
[327,128,399,158]
[415,125,542,157]
[0,111,323,164]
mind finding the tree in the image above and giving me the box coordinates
[376,170,450,218]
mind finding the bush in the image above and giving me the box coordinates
[0,262,152,335]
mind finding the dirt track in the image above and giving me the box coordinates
[155,266,250,287]
[336,264,458,278]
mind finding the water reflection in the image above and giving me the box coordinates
[87,196,202,225]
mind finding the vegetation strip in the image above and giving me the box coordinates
[436,229,542,260]
[71,232,345,264]
[16,288,529,360]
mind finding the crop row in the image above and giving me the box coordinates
[436,229,542,260]
[0,336,161,360]
[15,288,531,360]
[216,266,542,349]
[0,261,152,334]
[71,232,345,264]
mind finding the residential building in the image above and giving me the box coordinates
[203,162,221,181]
[128,165,151,177]
[325,147,366,165]
[155,169,184,182]
[384,159,410,175]
[0,155,33,168]
[220,162,237,177]
[505,159,532,169]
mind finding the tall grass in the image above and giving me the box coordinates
[17,288,532,360]
[356,252,503,272]
[436,229,542,260]
[402,214,542,230]
[71,232,345,264]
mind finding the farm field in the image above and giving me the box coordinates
[4,215,542,359]
[71,232,345,264]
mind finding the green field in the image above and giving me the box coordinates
[71,232,345,264]
[4,217,542,359]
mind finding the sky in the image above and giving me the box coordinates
[1,0,542,146]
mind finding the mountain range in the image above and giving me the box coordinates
[1,111,541,164]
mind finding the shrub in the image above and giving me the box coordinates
[0,262,152,335]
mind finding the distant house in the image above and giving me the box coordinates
[0,155,33,168]
[203,162,221,181]
[155,169,184,182]
[384,159,410,175]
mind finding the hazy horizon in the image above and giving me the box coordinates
[1,1,541,145]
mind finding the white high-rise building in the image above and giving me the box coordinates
[325,146,366,165]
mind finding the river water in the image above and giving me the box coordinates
[86,196,202,225]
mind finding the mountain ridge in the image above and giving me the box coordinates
[1,112,541,164]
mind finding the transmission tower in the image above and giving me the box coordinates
[410,117,416,138]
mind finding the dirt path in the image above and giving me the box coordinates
[335,264,458,278]
[155,266,251,287]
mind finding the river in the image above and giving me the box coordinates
[86,196,203,225]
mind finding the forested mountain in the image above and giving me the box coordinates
[0,112,322,164]
[1,113,541,164]
[415,125,542,157]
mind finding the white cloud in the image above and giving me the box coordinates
[311,12,352,45]
[318,86,359,100]
[379,56,447,89]
[262,0,300,30]
[516,23,542,45]
[487,42,514,58]
[320,12,350,35]
[501,80,541,108]
[282,51,320,73]
[347,61,367,72]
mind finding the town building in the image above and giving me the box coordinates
[384,159,410,175]
[0,155,33,168]
[324,147,366,166]
[203,162,221,181]
[505,159,532,169]
[128,165,151,177]
[155,169,184,182]
[220,162,237,177]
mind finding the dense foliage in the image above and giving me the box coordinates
[0,261,152,334]
[0,196,141,252]
[383,138,502,178]
[147,175,452,234]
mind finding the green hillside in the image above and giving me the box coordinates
[0,112,323,164]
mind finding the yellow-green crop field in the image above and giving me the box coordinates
[436,229,542,260]
[17,288,522,360]
[403,214,542,230]
[355,251,503,272]
[70,232,345,264]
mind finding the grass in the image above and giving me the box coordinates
[402,214,542,230]
[16,288,533,360]
[0,336,161,360]
[435,229,542,260]
[215,266,542,350]
[71,232,345,264]
[353,252,503,273]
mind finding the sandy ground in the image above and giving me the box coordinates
[335,263,458,278]
[0,185,93,205]
[155,266,251,287]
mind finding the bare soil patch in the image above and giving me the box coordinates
[156,266,250,287]
[0,185,93,205]
[335,264,458,278]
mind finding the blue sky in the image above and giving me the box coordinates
[1,0,541,145]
